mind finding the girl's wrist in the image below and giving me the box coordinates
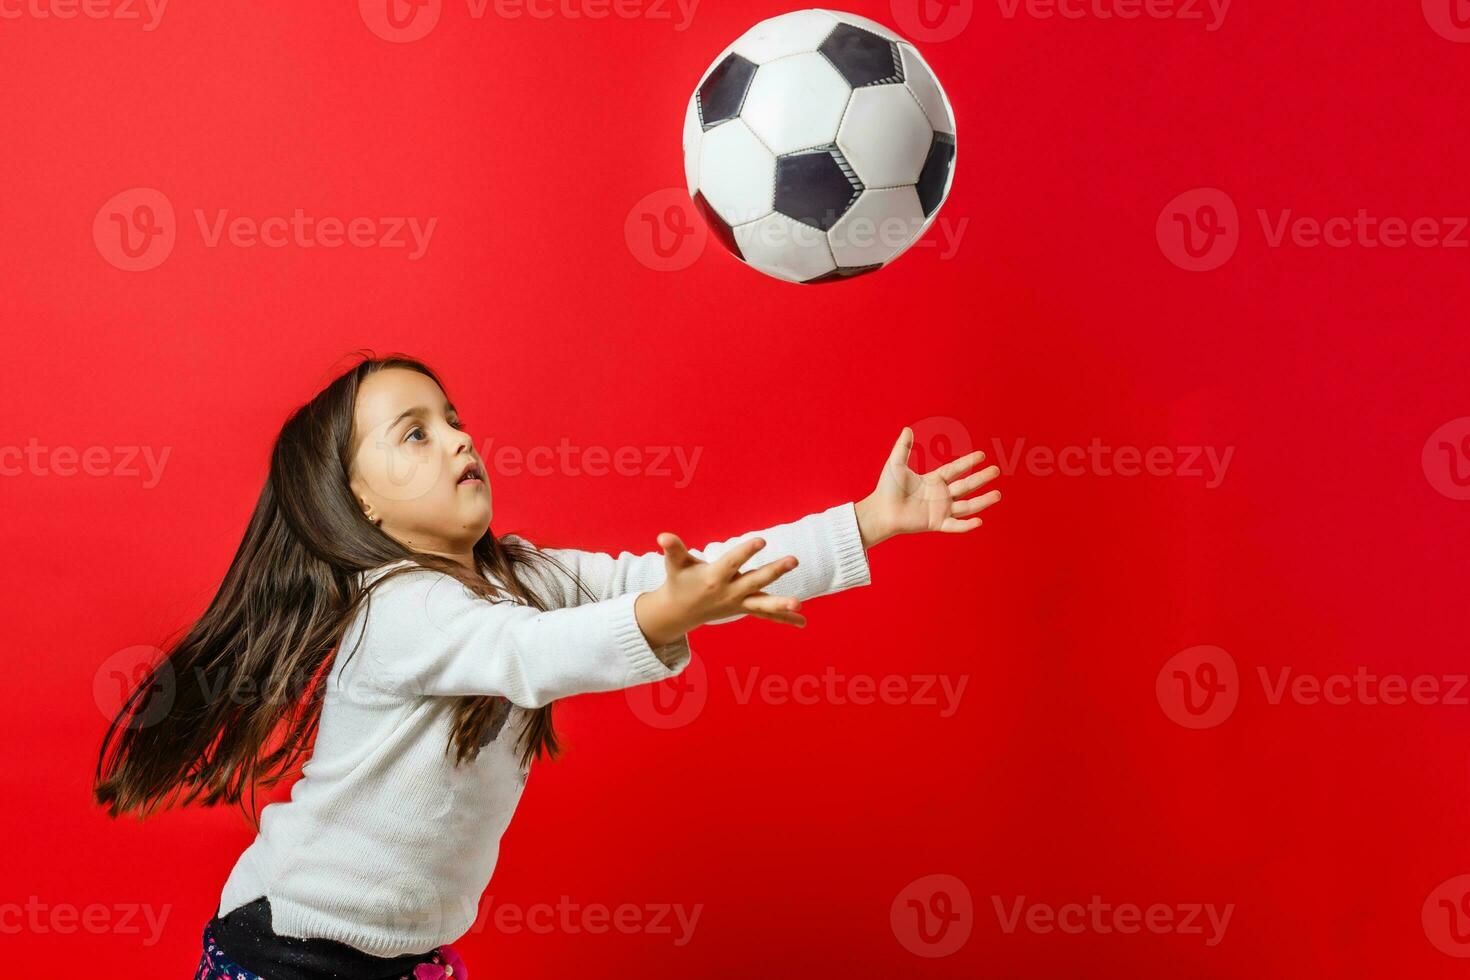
[855,494,892,550]
[634,589,690,648]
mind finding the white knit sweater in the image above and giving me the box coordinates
[216,500,873,956]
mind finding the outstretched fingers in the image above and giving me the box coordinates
[951,488,1001,517]
[743,591,807,627]
[932,448,987,482]
[940,487,1002,533]
[656,533,809,628]
[948,464,1002,499]
[657,532,696,567]
[734,553,799,595]
[712,536,769,577]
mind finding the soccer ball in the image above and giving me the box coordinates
[682,9,957,284]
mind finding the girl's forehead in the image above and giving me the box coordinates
[355,370,445,425]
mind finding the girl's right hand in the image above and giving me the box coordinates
[634,534,806,647]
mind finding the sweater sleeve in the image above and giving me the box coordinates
[506,500,873,623]
[359,569,691,706]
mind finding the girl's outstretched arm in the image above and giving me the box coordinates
[510,424,1002,616]
[353,536,807,705]
[355,565,695,706]
[506,500,870,620]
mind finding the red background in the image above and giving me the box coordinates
[3,0,1468,975]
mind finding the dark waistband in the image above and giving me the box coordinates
[209,897,440,980]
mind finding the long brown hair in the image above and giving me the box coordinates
[94,352,595,826]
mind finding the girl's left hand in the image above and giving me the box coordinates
[855,427,1001,548]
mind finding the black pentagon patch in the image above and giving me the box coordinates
[916,133,956,217]
[697,54,757,130]
[692,191,743,260]
[819,24,903,88]
[803,263,883,284]
[773,145,864,232]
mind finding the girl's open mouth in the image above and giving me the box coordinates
[457,463,484,485]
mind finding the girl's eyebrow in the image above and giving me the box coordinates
[387,400,457,431]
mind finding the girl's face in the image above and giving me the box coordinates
[348,368,491,560]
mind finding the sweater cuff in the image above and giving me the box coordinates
[609,590,692,685]
[824,501,873,592]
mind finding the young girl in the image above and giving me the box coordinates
[93,354,1000,979]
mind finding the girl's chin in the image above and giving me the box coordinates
[461,503,493,532]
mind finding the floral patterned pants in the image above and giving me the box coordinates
[194,917,468,980]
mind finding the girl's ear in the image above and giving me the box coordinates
[357,494,382,527]
[347,471,381,526]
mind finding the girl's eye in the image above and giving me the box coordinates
[405,420,464,442]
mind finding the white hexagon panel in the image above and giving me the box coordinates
[694,119,775,229]
[741,53,851,155]
[899,43,954,134]
[734,213,836,283]
[731,8,837,63]
[684,8,957,284]
[837,84,933,188]
[829,186,926,268]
